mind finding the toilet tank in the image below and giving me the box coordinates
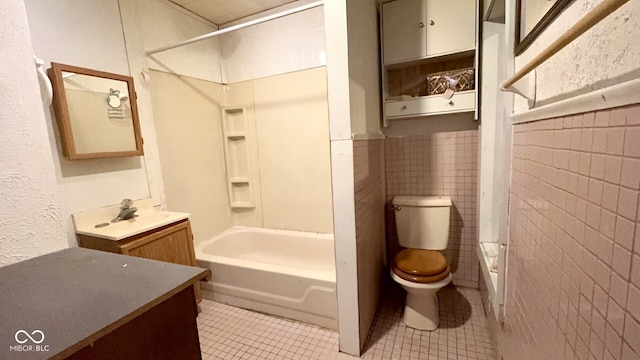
[392,195,452,250]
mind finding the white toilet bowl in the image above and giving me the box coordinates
[390,270,452,330]
[390,195,453,331]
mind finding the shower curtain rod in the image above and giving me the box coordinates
[146,1,324,55]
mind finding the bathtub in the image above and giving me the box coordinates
[195,227,337,329]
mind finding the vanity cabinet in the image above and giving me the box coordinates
[77,219,202,303]
[380,0,479,123]
[0,248,210,359]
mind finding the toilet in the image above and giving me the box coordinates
[390,195,452,331]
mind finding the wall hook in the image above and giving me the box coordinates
[34,55,53,106]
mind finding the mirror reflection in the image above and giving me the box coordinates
[515,0,572,55]
[62,72,136,154]
[48,63,143,160]
[520,0,557,37]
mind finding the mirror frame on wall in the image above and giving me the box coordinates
[514,0,573,55]
[47,62,144,160]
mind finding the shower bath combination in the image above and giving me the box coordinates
[195,227,338,330]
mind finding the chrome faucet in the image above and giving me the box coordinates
[111,198,138,222]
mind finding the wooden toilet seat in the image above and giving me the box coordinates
[392,249,450,283]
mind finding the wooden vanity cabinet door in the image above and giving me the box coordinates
[119,221,201,302]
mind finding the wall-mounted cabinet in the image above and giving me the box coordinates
[380,0,479,124]
[382,0,476,64]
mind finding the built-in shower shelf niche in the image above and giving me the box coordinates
[230,177,250,183]
[229,182,253,208]
[224,108,246,132]
[222,107,254,209]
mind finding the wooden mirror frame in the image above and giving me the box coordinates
[47,63,144,160]
[515,0,573,55]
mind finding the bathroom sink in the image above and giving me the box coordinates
[120,212,171,226]
[73,199,190,241]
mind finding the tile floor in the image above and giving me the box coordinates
[197,284,496,359]
[361,285,496,360]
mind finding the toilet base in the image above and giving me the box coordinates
[403,291,439,330]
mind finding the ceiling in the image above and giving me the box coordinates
[169,0,297,25]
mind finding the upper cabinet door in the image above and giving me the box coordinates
[425,0,476,56]
[382,0,427,64]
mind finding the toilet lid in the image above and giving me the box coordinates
[394,249,447,276]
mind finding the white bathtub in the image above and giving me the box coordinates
[195,227,337,329]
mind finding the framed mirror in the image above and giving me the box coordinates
[515,0,573,55]
[47,63,144,160]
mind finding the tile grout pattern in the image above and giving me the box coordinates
[197,284,495,359]
[354,139,387,346]
[362,285,496,360]
[385,130,479,288]
[197,299,343,360]
[499,104,640,359]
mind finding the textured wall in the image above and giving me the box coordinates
[24,0,223,245]
[0,0,67,266]
[385,130,479,288]
[514,0,640,111]
[353,139,386,349]
[25,0,152,246]
[498,104,640,359]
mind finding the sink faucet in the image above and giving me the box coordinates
[111,199,138,223]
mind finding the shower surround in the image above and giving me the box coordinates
[150,67,333,242]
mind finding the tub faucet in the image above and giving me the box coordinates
[111,198,138,222]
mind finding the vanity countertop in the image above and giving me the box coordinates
[0,247,210,359]
[72,198,189,240]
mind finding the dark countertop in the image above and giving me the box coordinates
[0,247,210,359]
